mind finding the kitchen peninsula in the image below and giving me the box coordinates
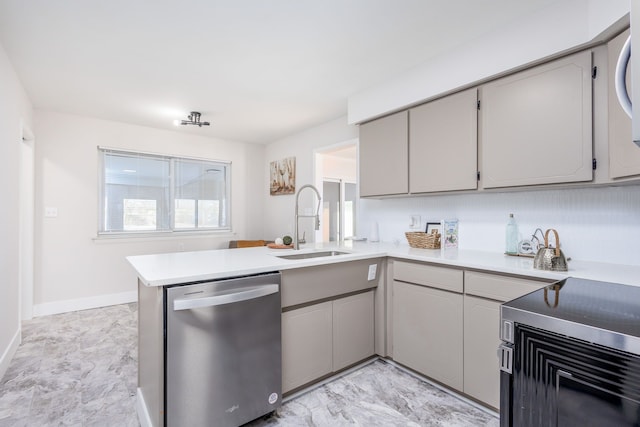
[128,242,640,427]
[129,241,640,288]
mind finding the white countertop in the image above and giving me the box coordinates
[127,241,640,288]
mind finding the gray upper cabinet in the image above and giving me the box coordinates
[480,51,593,188]
[409,88,478,193]
[608,30,640,179]
[359,111,408,197]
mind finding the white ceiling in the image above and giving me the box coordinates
[0,0,560,144]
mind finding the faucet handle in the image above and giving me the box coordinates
[298,231,306,244]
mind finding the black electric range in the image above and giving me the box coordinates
[501,276,640,355]
[499,277,640,427]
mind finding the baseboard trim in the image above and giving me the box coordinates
[137,388,153,427]
[0,327,21,381]
[32,290,138,317]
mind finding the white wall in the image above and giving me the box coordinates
[320,153,357,182]
[360,185,640,266]
[348,0,630,124]
[33,111,264,315]
[0,41,33,379]
[263,116,358,241]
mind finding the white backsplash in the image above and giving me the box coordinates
[359,185,640,266]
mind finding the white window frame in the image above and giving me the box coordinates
[98,147,232,237]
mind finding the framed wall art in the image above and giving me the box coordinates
[270,157,296,195]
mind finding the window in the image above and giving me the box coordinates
[99,148,230,235]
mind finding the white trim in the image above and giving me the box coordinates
[136,388,153,427]
[0,328,21,382]
[93,230,235,243]
[32,291,137,317]
[19,127,35,321]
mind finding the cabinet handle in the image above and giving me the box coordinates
[173,284,279,311]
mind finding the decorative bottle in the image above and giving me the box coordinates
[505,213,519,255]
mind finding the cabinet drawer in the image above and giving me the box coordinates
[464,271,549,302]
[393,261,463,293]
[281,258,382,308]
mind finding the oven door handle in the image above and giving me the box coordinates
[173,284,279,310]
[498,344,514,374]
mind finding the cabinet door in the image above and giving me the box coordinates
[392,280,463,390]
[463,295,501,409]
[409,88,478,193]
[359,111,408,196]
[282,302,333,393]
[608,29,640,179]
[333,291,374,371]
[480,51,593,188]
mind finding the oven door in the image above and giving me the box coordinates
[508,325,640,427]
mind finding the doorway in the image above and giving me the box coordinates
[314,140,357,243]
[322,180,356,242]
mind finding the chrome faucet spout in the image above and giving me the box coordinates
[294,184,321,250]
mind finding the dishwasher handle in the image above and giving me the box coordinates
[173,283,279,311]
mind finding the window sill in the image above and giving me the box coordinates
[92,230,235,244]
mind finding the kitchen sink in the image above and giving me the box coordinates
[275,250,350,260]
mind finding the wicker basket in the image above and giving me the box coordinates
[405,230,441,249]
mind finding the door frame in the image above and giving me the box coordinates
[19,121,35,321]
[313,138,358,243]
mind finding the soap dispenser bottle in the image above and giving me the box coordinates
[505,213,519,255]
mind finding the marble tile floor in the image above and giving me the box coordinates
[0,304,138,427]
[249,360,498,427]
[0,303,498,427]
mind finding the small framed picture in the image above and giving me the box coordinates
[426,222,441,234]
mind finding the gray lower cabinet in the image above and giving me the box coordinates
[390,262,550,409]
[392,262,464,390]
[282,301,333,393]
[463,271,549,409]
[280,259,382,394]
[333,291,375,371]
[463,295,502,408]
[282,291,375,393]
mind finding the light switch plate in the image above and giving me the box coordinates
[367,264,377,281]
[45,207,58,218]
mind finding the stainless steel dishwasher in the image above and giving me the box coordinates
[165,272,282,427]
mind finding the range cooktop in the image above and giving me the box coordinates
[501,277,640,355]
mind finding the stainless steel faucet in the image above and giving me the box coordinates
[294,184,321,250]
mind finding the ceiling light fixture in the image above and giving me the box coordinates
[173,111,210,127]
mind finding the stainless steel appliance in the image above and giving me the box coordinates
[615,4,640,146]
[499,277,640,426]
[166,272,282,427]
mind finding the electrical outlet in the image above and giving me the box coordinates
[410,214,421,229]
[367,264,377,281]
